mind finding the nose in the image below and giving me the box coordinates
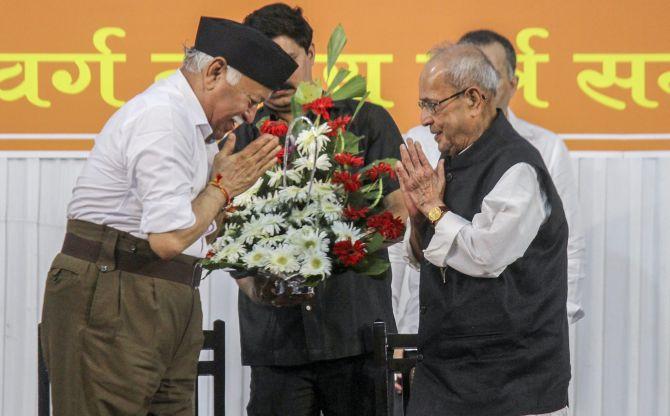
[243,106,258,124]
[420,108,434,127]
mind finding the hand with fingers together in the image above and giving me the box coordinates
[395,138,447,222]
[212,132,281,198]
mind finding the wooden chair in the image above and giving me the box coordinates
[373,320,419,416]
[38,320,226,416]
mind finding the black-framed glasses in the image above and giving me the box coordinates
[418,88,468,115]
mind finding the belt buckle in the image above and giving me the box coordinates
[192,263,203,288]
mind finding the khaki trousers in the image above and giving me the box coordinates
[40,221,204,416]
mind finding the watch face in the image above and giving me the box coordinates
[429,207,441,222]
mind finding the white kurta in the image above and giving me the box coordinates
[68,70,218,257]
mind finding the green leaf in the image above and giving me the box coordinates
[327,25,347,76]
[290,95,303,119]
[326,67,351,94]
[356,255,390,277]
[349,91,370,125]
[365,232,385,254]
[255,115,270,130]
[294,81,323,105]
[331,75,367,101]
[341,131,362,154]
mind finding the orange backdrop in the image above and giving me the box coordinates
[1,0,669,152]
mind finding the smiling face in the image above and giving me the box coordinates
[199,58,272,138]
[418,66,471,154]
[264,35,314,113]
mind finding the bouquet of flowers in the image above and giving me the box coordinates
[203,26,404,293]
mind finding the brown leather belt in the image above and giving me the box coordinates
[61,231,202,288]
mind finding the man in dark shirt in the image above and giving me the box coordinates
[229,4,407,415]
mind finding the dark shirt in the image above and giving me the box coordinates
[230,99,403,366]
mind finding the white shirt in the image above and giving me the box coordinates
[68,70,218,257]
[402,111,585,323]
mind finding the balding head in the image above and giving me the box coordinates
[421,44,499,100]
[417,44,500,156]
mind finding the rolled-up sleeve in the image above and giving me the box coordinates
[128,127,196,235]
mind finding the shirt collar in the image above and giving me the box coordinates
[170,70,213,137]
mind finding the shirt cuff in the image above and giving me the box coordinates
[140,195,196,235]
[423,211,469,267]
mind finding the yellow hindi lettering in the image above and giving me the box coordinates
[316,54,394,108]
[0,27,126,109]
[0,57,50,107]
[516,28,550,109]
[573,53,670,110]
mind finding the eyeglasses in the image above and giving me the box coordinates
[418,88,468,115]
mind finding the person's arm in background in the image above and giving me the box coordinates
[545,138,586,323]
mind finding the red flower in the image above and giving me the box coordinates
[275,148,286,164]
[206,250,215,259]
[334,152,364,168]
[303,97,334,120]
[333,239,367,266]
[332,171,362,192]
[260,119,288,137]
[366,211,405,240]
[326,115,352,137]
[366,162,396,181]
[343,205,369,220]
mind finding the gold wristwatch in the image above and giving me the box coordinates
[427,205,448,226]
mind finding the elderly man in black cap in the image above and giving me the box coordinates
[39,17,296,416]
[397,44,570,416]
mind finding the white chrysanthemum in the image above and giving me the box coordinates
[295,124,331,155]
[300,251,332,278]
[288,226,330,253]
[267,168,302,188]
[331,221,365,242]
[211,241,246,264]
[229,206,253,220]
[257,213,285,235]
[278,185,307,203]
[218,223,240,240]
[257,235,286,248]
[293,154,332,172]
[320,199,343,223]
[232,177,263,207]
[266,245,300,275]
[308,180,340,205]
[239,216,268,244]
[289,205,320,225]
[243,246,271,268]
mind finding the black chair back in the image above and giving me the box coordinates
[196,319,226,416]
[373,320,419,416]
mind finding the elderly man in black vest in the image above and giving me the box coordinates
[396,44,571,416]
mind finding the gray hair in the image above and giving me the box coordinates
[181,47,242,85]
[427,44,500,98]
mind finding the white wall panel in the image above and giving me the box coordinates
[0,155,668,415]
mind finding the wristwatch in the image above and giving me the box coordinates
[427,205,448,226]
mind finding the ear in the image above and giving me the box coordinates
[307,43,316,64]
[204,57,228,90]
[510,75,519,93]
[465,87,486,112]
